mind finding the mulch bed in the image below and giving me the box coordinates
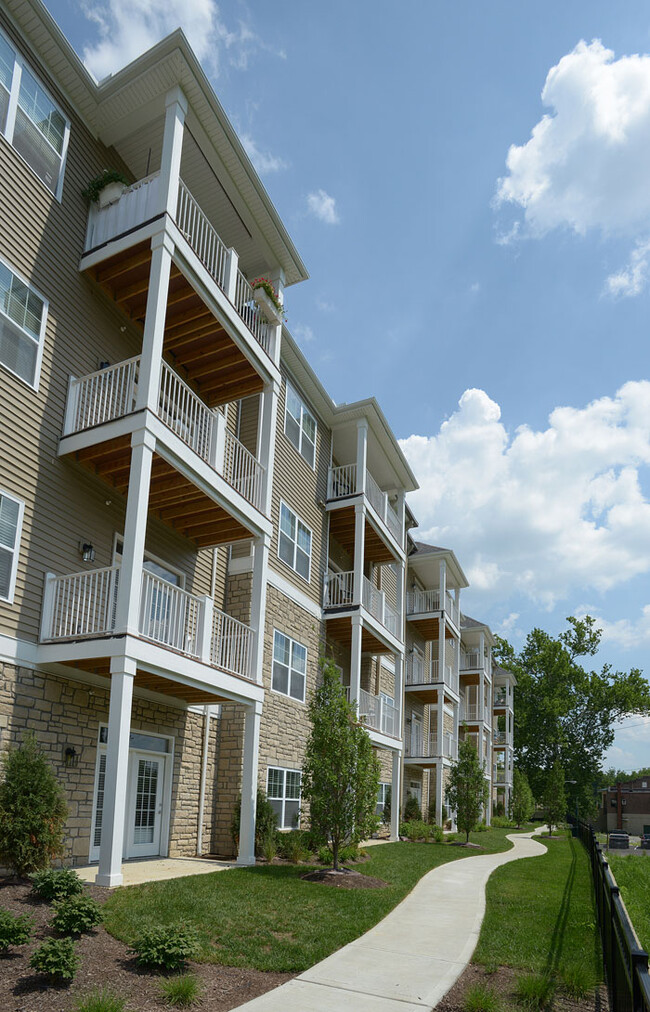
[436,962,610,1011]
[300,867,388,889]
[0,879,293,1012]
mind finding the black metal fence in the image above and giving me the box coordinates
[575,820,650,1011]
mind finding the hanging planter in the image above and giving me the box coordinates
[252,277,285,324]
[82,169,129,207]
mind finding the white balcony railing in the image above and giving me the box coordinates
[40,568,255,682]
[460,649,482,671]
[324,572,399,638]
[64,359,265,512]
[323,570,355,608]
[493,690,508,707]
[431,732,455,759]
[357,687,399,737]
[362,576,398,637]
[445,590,460,628]
[327,464,402,546]
[493,730,507,745]
[405,732,453,759]
[460,703,482,722]
[327,463,357,499]
[85,174,273,357]
[406,589,441,614]
[365,469,402,546]
[405,657,458,694]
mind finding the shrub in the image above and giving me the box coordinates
[30,936,79,981]
[474,822,489,833]
[230,790,278,855]
[0,734,68,876]
[427,799,437,824]
[446,833,457,843]
[317,845,332,864]
[261,831,277,863]
[494,800,505,818]
[52,894,103,935]
[159,974,202,1007]
[399,821,412,838]
[129,925,200,971]
[491,816,516,829]
[463,983,504,1012]
[276,830,310,863]
[30,868,83,902]
[0,908,33,951]
[403,792,422,822]
[432,825,444,843]
[74,988,126,1012]
[339,843,361,862]
[514,973,555,1008]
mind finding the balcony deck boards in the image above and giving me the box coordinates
[65,659,232,705]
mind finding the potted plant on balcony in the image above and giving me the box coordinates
[82,169,129,208]
[251,277,285,325]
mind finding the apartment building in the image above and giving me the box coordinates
[0,1,513,884]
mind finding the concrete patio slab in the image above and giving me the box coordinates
[75,856,235,887]
[231,830,547,1011]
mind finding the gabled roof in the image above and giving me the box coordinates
[492,663,518,686]
[407,541,469,590]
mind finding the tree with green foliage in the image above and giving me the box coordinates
[446,735,489,842]
[0,734,67,877]
[542,762,567,835]
[512,769,535,827]
[302,660,380,870]
[495,616,650,802]
[403,792,422,822]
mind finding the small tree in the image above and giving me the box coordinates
[512,769,535,828]
[445,737,489,842]
[403,792,422,822]
[302,661,380,870]
[0,734,67,876]
[542,761,567,836]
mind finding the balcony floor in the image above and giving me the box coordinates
[64,656,229,705]
[85,241,265,406]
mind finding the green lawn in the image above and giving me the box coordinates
[607,853,650,951]
[103,828,520,972]
[473,832,602,988]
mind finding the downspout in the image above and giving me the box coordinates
[197,704,212,856]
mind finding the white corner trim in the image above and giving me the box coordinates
[266,568,322,620]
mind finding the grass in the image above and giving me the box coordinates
[514,973,555,1008]
[73,989,126,1012]
[473,832,602,990]
[607,852,650,951]
[103,828,521,972]
[463,982,505,1011]
[159,974,202,1007]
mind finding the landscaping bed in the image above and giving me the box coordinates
[607,851,650,951]
[436,962,609,1012]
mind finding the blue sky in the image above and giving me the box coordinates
[46,0,650,771]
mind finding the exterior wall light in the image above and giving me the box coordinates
[80,542,95,562]
[64,747,79,768]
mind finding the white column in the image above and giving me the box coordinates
[394,650,404,739]
[250,535,270,683]
[436,761,444,826]
[96,658,135,887]
[353,502,365,605]
[114,427,155,635]
[237,701,262,866]
[439,559,447,611]
[396,491,406,550]
[355,418,368,495]
[396,559,405,643]
[390,750,401,841]
[159,86,188,219]
[453,697,460,759]
[135,230,175,414]
[265,267,285,365]
[257,380,280,515]
[349,614,363,706]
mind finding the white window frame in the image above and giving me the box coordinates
[272,629,307,703]
[267,766,302,830]
[284,382,317,469]
[0,489,24,604]
[376,782,390,815]
[0,26,70,201]
[278,501,312,583]
[0,252,48,391]
[113,535,185,588]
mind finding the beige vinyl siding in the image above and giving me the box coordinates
[269,372,329,606]
[237,394,260,455]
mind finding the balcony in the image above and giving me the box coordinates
[493,689,507,706]
[327,463,403,551]
[460,649,489,673]
[323,572,399,641]
[358,687,399,738]
[460,703,484,723]
[405,656,459,695]
[84,174,275,361]
[40,567,255,684]
[406,588,460,629]
[493,730,507,745]
[63,357,266,517]
[404,732,455,761]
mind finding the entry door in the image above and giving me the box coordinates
[411,714,422,756]
[125,753,165,858]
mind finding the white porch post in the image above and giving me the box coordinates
[237,701,262,866]
[390,749,401,841]
[159,86,188,219]
[265,267,285,365]
[114,427,155,635]
[436,761,444,827]
[355,418,368,495]
[349,614,363,707]
[257,380,280,516]
[135,231,175,414]
[353,503,365,606]
[96,658,135,887]
[250,535,270,684]
[394,650,404,739]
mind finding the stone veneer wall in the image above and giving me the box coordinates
[0,662,211,865]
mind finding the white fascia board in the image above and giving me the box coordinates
[58,412,144,457]
[266,568,322,621]
[367,728,403,751]
[0,632,38,667]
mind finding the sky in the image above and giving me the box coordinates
[44,0,650,773]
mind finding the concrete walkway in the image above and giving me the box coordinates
[75,856,235,887]
[232,830,547,1012]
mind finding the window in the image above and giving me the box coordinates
[272,630,307,702]
[0,29,70,197]
[267,767,301,829]
[0,490,24,603]
[376,782,390,816]
[278,502,311,581]
[0,257,47,389]
[284,383,316,467]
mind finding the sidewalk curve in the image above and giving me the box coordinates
[231,831,547,1012]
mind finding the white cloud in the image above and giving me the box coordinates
[306,189,340,225]
[401,383,650,610]
[81,0,272,81]
[293,323,315,346]
[495,39,650,293]
[584,605,650,650]
[240,133,287,175]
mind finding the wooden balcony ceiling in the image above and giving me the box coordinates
[66,659,227,704]
[74,437,250,547]
[88,243,264,406]
[407,616,440,640]
[405,684,439,704]
[404,756,438,770]
[460,671,480,685]
[328,507,394,564]
[323,615,392,655]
